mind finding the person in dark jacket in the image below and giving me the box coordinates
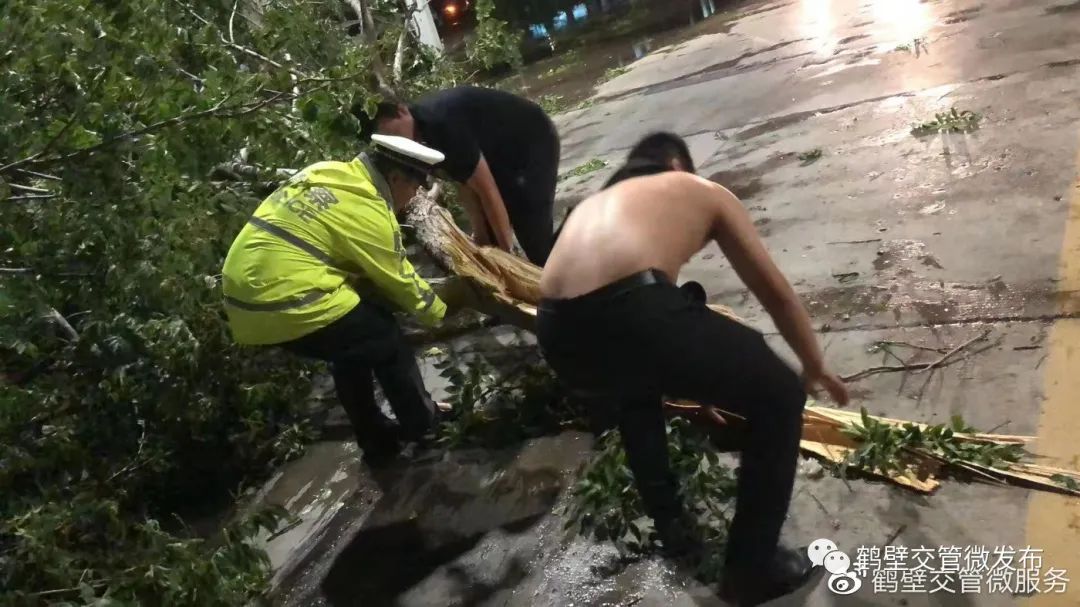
[369,86,561,266]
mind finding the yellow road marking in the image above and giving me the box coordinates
[1025,142,1080,605]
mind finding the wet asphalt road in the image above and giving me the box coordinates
[263,1,1080,605]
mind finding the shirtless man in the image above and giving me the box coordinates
[536,133,850,606]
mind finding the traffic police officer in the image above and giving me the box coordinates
[222,135,454,465]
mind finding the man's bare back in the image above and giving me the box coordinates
[541,165,849,408]
[542,171,736,299]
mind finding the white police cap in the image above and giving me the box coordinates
[371,134,445,174]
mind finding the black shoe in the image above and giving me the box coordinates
[719,545,820,606]
[359,433,404,470]
[655,514,705,561]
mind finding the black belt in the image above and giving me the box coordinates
[540,270,710,314]
[586,268,671,299]
[539,269,671,312]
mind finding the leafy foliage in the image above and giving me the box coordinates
[911,107,982,136]
[430,347,739,582]
[468,0,524,71]
[559,157,609,181]
[433,345,587,449]
[1051,474,1080,492]
[0,0,469,603]
[564,419,737,581]
[840,408,1024,478]
[797,148,823,165]
[600,65,630,83]
[537,93,570,114]
[3,502,290,606]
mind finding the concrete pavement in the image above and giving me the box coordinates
[264,1,1080,604]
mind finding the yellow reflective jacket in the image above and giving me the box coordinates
[221,154,446,345]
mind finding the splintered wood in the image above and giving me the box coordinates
[404,188,1080,497]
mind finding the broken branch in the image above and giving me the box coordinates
[16,169,62,181]
[10,183,52,194]
[2,84,330,174]
[46,308,79,342]
[393,15,410,84]
[228,0,239,44]
[181,4,310,79]
[352,0,397,97]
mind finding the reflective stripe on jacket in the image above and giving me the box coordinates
[221,154,446,345]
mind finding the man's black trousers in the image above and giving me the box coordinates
[487,118,560,267]
[282,301,436,456]
[536,271,806,572]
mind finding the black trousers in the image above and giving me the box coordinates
[486,118,560,267]
[282,302,436,455]
[536,271,806,572]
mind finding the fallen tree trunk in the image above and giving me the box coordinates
[403,185,1080,498]
[403,187,743,326]
[208,172,1080,497]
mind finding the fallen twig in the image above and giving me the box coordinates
[915,367,935,404]
[832,271,859,283]
[884,524,906,546]
[807,490,831,517]
[842,329,994,382]
[920,329,992,373]
[827,238,883,245]
[265,517,304,541]
[1036,354,1049,369]
[873,339,948,354]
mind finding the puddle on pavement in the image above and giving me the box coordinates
[319,466,561,606]
[941,4,985,24]
[1045,58,1080,70]
[274,432,597,607]
[1046,0,1080,15]
[733,109,817,141]
[872,239,942,272]
[596,38,811,104]
[812,57,881,79]
[708,152,798,199]
[495,2,765,109]
[803,239,1077,325]
[837,33,871,46]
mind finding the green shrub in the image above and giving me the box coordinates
[0,0,465,602]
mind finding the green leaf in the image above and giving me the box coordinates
[1051,474,1080,491]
